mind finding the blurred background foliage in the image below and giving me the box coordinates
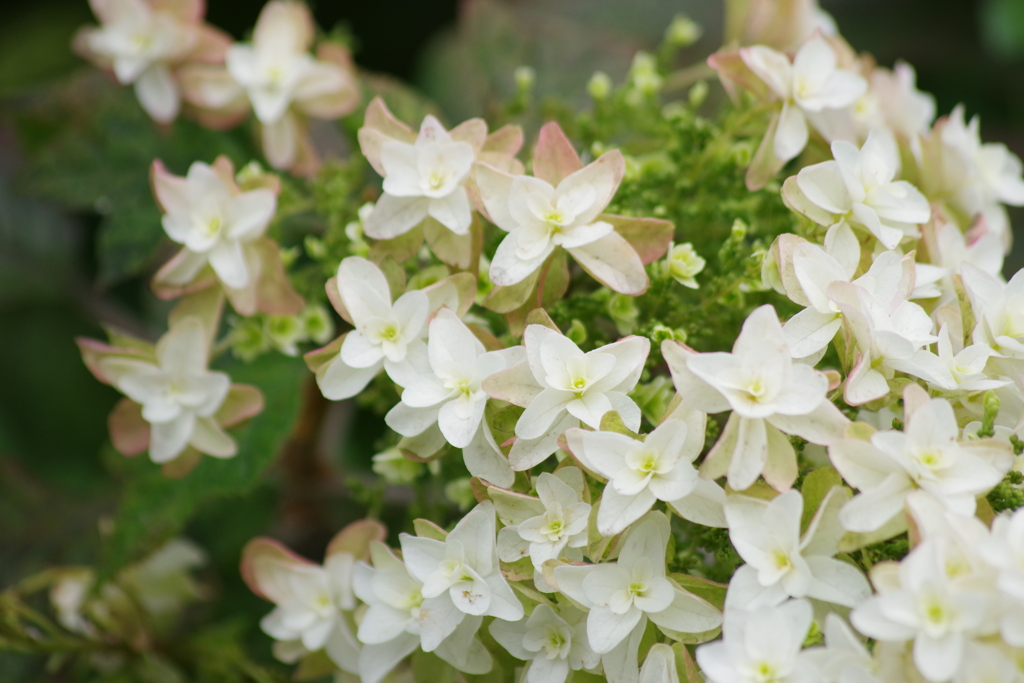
[1,0,1023,680]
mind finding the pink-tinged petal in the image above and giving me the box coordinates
[707,50,771,103]
[261,114,299,171]
[151,0,203,23]
[482,361,542,407]
[560,150,625,225]
[178,64,250,129]
[304,334,344,375]
[326,520,387,562]
[483,124,523,157]
[161,447,202,478]
[188,24,233,63]
[449,118,488,154]
[251,237,305,315]
[252,0,314,54]
[570,232,647,295]
[299,44,360,118]
[77,337,153,385]
[240,537,318,602]
[358,97,417,175]
[746,112,787,191]
[150,160,190,215]
[781,176,837,227]
[532,122,582,187]
[424,215,474,269]
[602,214,673,264]
[216,384,265,428]
[109,398,150,456]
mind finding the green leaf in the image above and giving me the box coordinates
[99,355,307,580]
[16,72,253,284]
[413,518,448,540]
[599,411,641,439]
[669,573,727,610]
[799,466,843,532]
[411,650,456,683]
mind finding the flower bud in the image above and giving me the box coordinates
[301,304,335,345]
[588,71,612,101]
[608,293,640,335]
[666,243,706,288]
[665,14,702,47]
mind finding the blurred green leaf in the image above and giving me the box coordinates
[99,355,307,580]
[981,0,1024,60]
[16,71,254,284]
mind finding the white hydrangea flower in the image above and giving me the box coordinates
[851,538,995,683]
[224,1,356,168]
[741,37,866,163]
[553,512,722,654]
[830,390,1012,534]
[803,613,882,683]
[828,276,955,405]
[724,488,871,609]
[663,304,848,491]
[76,0,208,122]
[566,413,726,535]
[352,542,493,683]
[492,468,590,588]
[489,604,599,683]
[484,324,648,471]
[795,131,931,249]
[386,309,523,486]
[98,316,232,463]
[152,160,277,290]
[779,224,906,359]
[241,538,361,674]
[476,150,636,289]
[365,115,476,238]
[314,257,433,400]
[400,501,524,630]
[696,599,819,683]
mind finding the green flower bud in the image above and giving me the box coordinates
[665,14,702,47]
[588,71,612,101]
[230,317,269,362]
[666,243,706,289]
[688,80,709,108]
[300,304,335,345]
[266,314,305,356]
[629,375,674,424]
[608,293,640,335]
[567,319,588,345]
[304,235,327,260]
[650,323,686,344]
[514,65,535,93]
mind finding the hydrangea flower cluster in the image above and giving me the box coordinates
[65,1,1024,682]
